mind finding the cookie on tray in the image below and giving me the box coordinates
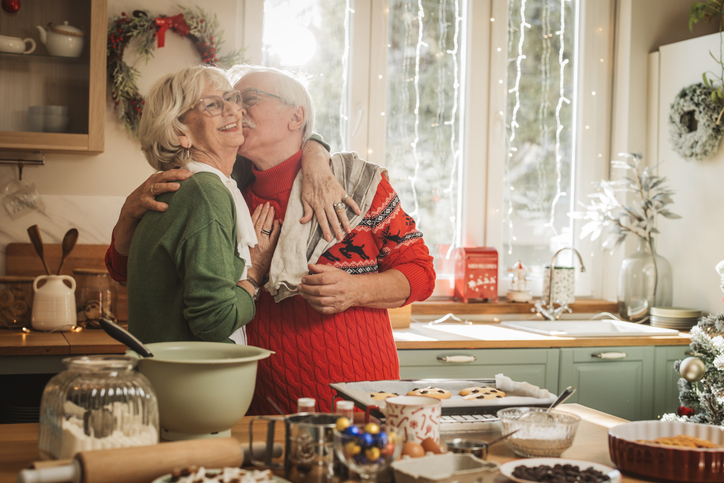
[459,387,506,398]
[370,391,399,400]
[406,386,452,399]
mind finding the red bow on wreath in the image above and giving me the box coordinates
[154,14,189,48]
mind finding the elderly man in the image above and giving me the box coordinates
[227,65,435,414]
[105,64,436,414]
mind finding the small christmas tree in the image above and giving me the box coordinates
[664,261,724,425]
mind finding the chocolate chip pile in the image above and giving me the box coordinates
[512,463,611,483]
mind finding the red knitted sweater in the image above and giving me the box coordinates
[244,151,435,414]
[105,150,436,415]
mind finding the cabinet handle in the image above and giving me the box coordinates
[591,352,628,359]
[437,355,477,363]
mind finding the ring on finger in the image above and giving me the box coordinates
[341,193,350,203]
[261,228,272,236]
[150,184,156,196]
[333,201,346,211]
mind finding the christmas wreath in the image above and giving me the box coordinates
[668,82,724,161]
[107,7,244,137]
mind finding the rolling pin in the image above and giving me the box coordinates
[17,438,283,483]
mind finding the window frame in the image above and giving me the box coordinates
[240,0,615,299]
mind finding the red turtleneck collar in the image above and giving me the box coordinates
[249,149,303,199]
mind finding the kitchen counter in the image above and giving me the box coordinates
[394,321,691,349]
[0,404,654,483]
[0,321,690,360]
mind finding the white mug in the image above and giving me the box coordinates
[383,395,442,445]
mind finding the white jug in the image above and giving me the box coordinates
[0,34,36,54]
[32,275,76,332]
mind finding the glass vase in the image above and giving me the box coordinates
[617,238,673,322]
[38,355,159,460]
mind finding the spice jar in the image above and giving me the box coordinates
[38,355,159,460]
[0,276,34,329]
[72,269,118,328]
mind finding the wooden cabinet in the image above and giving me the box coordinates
[399,343,687,421]
[398,348,560,394]
[559,346,655,421]
[652,345,689,418]
[0,0,106,153]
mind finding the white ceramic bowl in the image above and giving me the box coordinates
[127,341,272,441]
[608,420,724,482]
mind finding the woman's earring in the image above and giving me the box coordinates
[186,147,191,159]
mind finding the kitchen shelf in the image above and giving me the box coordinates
[0,51,87,62]
[0,0,106,153]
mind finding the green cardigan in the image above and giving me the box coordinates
[127,172,255,343]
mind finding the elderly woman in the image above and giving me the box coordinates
[127,65,279,344]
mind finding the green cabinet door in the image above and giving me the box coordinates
[652,346,689,419]
[559,346,655,421]
[398,348,560,394]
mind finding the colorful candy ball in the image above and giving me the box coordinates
[336,417,351,432]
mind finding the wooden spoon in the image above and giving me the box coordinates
[26,224,51,275]
[57,228,79,274]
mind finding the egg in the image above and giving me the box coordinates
[421,437,443,454]
[401,441,425,458]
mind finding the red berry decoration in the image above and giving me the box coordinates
[677,405,695,417]
[2,0,20,14]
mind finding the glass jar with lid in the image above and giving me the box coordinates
[72,268,118,328]
[0,275,34,330]
[38,355,159,460]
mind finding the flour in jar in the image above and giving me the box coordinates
[59,400,158,459]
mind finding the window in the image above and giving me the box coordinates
[245,0,614,298]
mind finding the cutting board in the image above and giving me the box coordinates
[5,243,128,321]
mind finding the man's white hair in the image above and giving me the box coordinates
[227,64,315,142]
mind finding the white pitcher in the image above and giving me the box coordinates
[32,275,76,331]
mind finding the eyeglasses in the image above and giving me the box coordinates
[241,89,283,108]
[189,90,243,117]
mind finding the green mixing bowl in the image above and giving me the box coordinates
[127,341,272,441]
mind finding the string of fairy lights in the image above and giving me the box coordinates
[443,0,463,258]
[338,0,353,149]
[504,0,531,256]
[547,0,570,232]
[536,0,552,215]
[503,0,571,256]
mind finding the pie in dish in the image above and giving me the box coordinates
[638,434,720,448]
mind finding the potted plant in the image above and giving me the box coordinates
[570,153,681,321]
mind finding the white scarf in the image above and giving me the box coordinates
[185,161,258,345]
[266,152,387,302]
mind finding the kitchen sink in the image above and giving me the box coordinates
[498,319,680,337]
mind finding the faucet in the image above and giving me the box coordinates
[533,247,586,320]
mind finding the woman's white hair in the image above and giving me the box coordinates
[226,64,315,142]
[139,65,231,171]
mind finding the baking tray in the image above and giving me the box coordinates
[330,378,556,417]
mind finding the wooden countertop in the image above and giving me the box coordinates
[394,322,691,349]
[0,404,654,483]
[0,322,690,360]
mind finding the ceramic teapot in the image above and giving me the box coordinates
[36,21,84,57]
[32,275,76,332]
[0,34,36,54]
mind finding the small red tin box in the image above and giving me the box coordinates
[454,247,498,303]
